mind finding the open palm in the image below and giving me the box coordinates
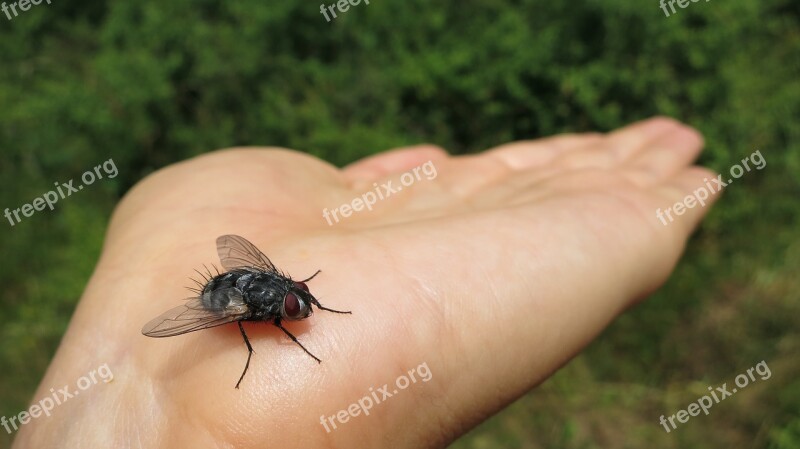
[14,117,718,448]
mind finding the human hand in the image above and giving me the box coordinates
[14,117,718,448]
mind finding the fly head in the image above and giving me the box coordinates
[281,281,315,321]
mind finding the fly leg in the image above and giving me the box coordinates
[273,318,321,363]
[236,321,254,389]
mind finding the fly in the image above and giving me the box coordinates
[141,234,351,388]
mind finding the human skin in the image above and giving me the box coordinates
[12,117,718,448]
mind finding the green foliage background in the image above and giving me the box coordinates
[0,0,798,447]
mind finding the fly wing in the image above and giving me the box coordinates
[142,289,249,337]
[216,234,278,273]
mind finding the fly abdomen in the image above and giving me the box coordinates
[201,271,250,311]
[202,287,243,311]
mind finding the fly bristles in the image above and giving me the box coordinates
[190,277,205,288]
[188,276,206,294]
[193,268,210,283]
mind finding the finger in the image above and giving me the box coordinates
[342,145,448,183]
[485,132,604,170]
[546,116,690,171]
[622,123,705,186]
[605,116,690,161]
[433,133,606,198]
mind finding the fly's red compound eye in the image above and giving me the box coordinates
[294,281,309,292]
[284,292,301,318]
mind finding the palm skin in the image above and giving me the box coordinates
[13,117,718,448]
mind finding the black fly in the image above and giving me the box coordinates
[142,235,351,388]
